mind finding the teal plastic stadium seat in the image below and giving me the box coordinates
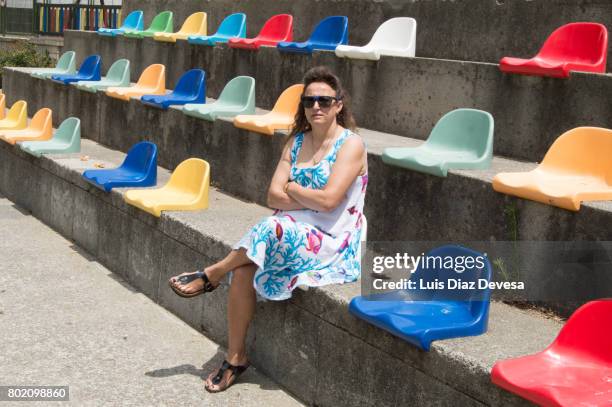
[98,10,143,36]
[123,11,173,39]
[383,109,494,177]
[73,59,130,93]
[188,13,247,45]
[20,117,80,157]
[183,76,255,121]
[30,51,76,79]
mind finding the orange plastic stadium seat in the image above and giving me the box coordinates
[0,100,27,131]
[233,84,303,136]
[0,108,53,145]
[106,64,166,101]
[0,93,5,120]
[493,127,612,211]
[153,12,207,42]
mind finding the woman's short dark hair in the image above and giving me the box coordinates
[288,66,357,140]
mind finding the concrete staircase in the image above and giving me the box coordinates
[122,0,612,73]
[1,0,611,404]
[0,132,558,407]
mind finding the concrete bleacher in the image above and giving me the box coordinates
[6,66,612,247]
[1,0,611,405]
[0,134,558,406]
[123,0,612,72]
[55,31,612,163]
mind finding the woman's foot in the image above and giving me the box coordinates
[168,269,219,298]
[204,358,250,393]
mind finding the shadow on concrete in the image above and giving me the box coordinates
[69,243,97,262]
[65,244,144,295]
[10,204,31,216]
[104,271,140,294]
[145,348,278,390]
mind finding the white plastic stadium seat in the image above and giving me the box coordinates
[335,17,417,60]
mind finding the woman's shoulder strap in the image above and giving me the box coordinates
[329,129,363,163]
[289,132,305,163]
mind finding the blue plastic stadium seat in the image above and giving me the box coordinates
[277,16,348,54]
[98,10,144,36]
[188,13,247,46]
[141,69,206,110]
[51,55,102,85]
[82,141,157,192]
[349,245,492,351]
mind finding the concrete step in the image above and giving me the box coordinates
[122,0,612,72]
[52,30,612,163]
[0,193,303,406]
[5,67,611,317]
[5,66,612,246]
[0,136,561,406]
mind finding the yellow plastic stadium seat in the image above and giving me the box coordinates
[493,127,612,211]
[0,93,5,120]
[123,158,210,217]
[0,108,52,145]
[106,64,166,101]
[233,84,303,136]
[153,12,206,42]
[0,100,27,131]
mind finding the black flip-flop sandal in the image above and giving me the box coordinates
[205,360,250,393]
[169,270,217,298]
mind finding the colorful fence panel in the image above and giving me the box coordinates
[36,4,121,35]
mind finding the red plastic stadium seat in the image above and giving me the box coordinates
[491,300,612,407]
[500,22,608,78]
[228,14,293,50]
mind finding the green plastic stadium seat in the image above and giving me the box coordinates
[73,58,130,93]
[183,76,255,121]
[123,11,173,39]
[30,51,77,79]
[20,117,81,157]
[383,109,494,177]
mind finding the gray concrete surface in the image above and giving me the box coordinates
[0,137,563,406]
[51,31,612,163]
[4,67,612,251]
[123,0,612,72]
[0,194,303,407]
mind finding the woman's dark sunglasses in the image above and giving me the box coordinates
[301,95,339,109]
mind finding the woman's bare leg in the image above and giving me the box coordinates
[205,264,257,391]
[205,248,254,282]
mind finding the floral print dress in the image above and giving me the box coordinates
[233,129,368,301]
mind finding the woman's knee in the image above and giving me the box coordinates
[231,264,256,287]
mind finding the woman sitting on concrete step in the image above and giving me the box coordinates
[169,66,368,393]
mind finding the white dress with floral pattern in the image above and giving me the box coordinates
[233,129,368,300]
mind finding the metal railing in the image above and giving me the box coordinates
[1,1,35,35]
[35,3,122,35]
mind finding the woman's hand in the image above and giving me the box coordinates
[287,136,365,212]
